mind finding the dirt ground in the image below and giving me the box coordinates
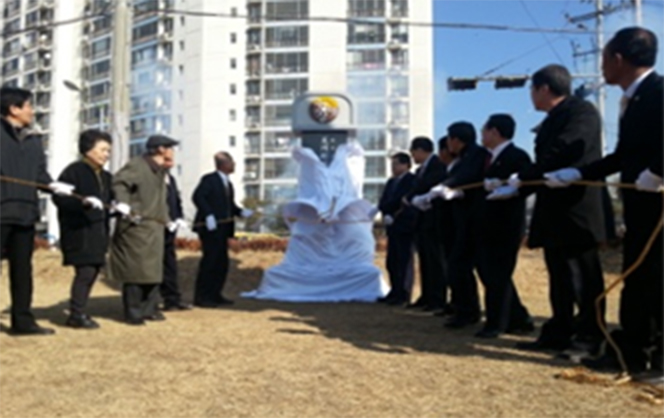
[0,247,662,418]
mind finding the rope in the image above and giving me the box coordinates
[2,173,664,386]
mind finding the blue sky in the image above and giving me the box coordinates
[433,0,664,155]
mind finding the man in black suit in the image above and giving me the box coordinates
[546,28,663,375]
[378,152,416,305]
[404,137,447,312]
[433,122,488,329]
[192,152,253,308]
[497,64,606,353]
[476,114,534,338]
[160,157,191,312]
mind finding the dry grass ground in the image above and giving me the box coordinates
[0,247,661,418]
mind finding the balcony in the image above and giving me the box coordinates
[387,39,406,50]
[347,62,386,72]
[388,119,408,129]
[245,118,261,130]
[38,0,55,9]
[348,9,385,18]
[35,83,51,93]
[35,101,50,113]
[264,65,307,75]
[246,44,262,54]
[246,95,262,105]
[243,171,259,181]
[159,31,173,43]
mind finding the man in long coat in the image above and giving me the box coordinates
[109,135,177,325]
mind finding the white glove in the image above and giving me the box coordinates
[175,218,188,229]
[507,173,522,188]
[383,215,394,226]
[205,214,217,231]
[49,181,75,196]
[83,196,103,210]
[167,221,178,233]
[112,202,131,216]
[241,209,254,218]
[487,185,519,200]
[367,206,379,219]
[429,184,447,198]
[411,194,432,211]
[544,168,582,188]
[636,169,664,193]
[484,178,503,192]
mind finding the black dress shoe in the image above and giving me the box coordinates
[581,352,647,374]
[218,297,234,305]
[515,339,570,352]
[125,318,146,326]
[475,328,501,339]
[405,299,427,310]
[144,312,166,321]
[386,297,408,306]
[506,319,535,335]
[8,325,55,336]
[162,302,193,312]
[434,305,456,317]
[422,305,445,313]
[65,314,100,329]
[444,315,480,329]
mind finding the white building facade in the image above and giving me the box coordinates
[1,0,432,238]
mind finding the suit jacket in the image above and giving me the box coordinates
[520,96,605,250]
[581,72,663,241]
[480,143,532,245]
[378,172,416,235]
[407,155,446,231]
[192,172,242,237]
[443,142,489,251]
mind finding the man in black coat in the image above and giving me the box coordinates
[0,86,75,336]
[404,137,448,312]
[159,154,191,311]
[192,151,253,308]
[378,152,416,305]
[435,122,488,329]
[546,28,663,375]
[497,65,606,353]
[476,114,534,338]
[53,130,114,329]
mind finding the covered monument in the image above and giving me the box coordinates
[242,94,387,302]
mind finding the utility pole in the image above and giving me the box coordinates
[595,0,606,156]
[633,0,642,25]
[110,0,133,172]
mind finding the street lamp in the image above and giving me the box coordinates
[63,79,106,131]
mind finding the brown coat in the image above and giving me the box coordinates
[109,156,169,284]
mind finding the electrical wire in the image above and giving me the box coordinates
[519,0,567,64]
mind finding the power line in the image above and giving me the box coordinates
[1,7,597,39]
[479,35,565,77]
[519,0,567,64]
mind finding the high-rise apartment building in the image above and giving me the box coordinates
[0,0,432,238]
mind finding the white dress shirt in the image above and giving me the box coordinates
[488,141,512,164]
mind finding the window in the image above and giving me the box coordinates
[230,83,236,95]
[230,58,237,69]
[178,115,183,126]
[265,26,308,48]
[230,32,237,43]
[25,11,39,28]
[356,129,386,150]
[178,65,184,75]
[348,23,385,44]
[245,134,261,154]
[264,184,297,202]
[132,21,158,42]
[180,16,185,26]
[246,80,260,96]
[264,105,292,127]
[89,59,111,80]
[131,44,157,66]
[357,102,385,125]
[179,40,185,50]
[391,128,409,150]
[390,49,408,68]
[244,159,260,181]
[264,158,296,179]
[229,110,237,121]
[391,0,408,17]
[390,74,409,96]
[89,82,111,100]
[91,37,112,59]
[2,58,19,76]
[349,0,386,17]
[92,15,112,34]
[265,52,308,74]
[229,136,236,147]
[390,24,408,43]
[265,78,308,100]
[245,185,260,199]
[265,1,309,20]
[264,131,294,152]
[348,75,385,98]
[231,7,237,16]
[365,157,386,178]
[390,102,408,123]
[347,49,385,71]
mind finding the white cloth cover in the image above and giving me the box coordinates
[243,143,387,302]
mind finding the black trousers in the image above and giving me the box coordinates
[70,265,101,316]
[477,238,530,331]
[0,224,38,330]
[541,246,606,344]
[415,229,447,309]
[159,231,182,307]
[122,283,160,321]
[386,231,414,300]
[618,220,663,362]
[194,230,229,305]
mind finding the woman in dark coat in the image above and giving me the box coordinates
[53,129,113,329]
